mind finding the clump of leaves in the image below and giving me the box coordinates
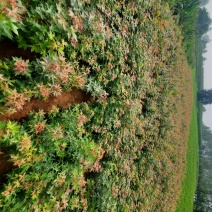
[0,0,26,39]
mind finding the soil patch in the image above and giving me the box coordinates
[0,151,13,185]
[0,39,38,61]
[0,88,94,121]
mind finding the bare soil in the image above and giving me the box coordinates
[0,152,13,185]
[0,88,94,121]
[0,39,38,61]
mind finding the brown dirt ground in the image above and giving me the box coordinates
[0,88,94,121]
[0,151,13,185]
[0,39,38,61]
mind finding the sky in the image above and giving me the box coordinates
[202,1,212,128]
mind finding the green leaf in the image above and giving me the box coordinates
[48,31,55,40]
[11,23,19,35]
[7,121,20,135]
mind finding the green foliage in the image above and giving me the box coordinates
[0,0,26,40]
[0,14,20,39]
[0,107,104,211]
[168,0,200,66]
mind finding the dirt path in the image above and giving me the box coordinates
[0,88,94,121]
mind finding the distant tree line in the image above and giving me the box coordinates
[197,2,212,104]
[195,124,212,211]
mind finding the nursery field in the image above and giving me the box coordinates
[0,0,193,211]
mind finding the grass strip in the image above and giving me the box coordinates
[176,69,199,212]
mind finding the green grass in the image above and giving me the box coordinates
[176,70,199,212]
[176,107,198,212]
